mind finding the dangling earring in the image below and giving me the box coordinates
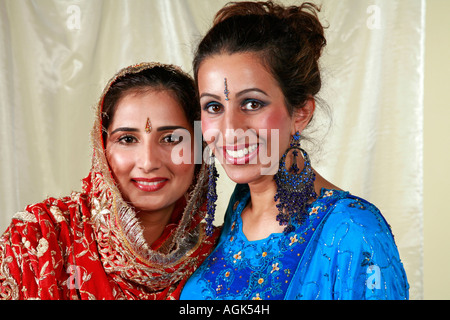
[274,131,317,233]
[205,149,219,236]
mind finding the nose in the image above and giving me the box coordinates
[222,108,252,145]
[137,143,161,173]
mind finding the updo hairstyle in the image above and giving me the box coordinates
[193,1,327,117]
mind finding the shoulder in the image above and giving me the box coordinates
[312,190,406,277]
[18,193,85,225]
[316,190,393,242]
[311,189,402,262]
[3,192,87,244]
[1,192,86,263]
[301,190,409,299]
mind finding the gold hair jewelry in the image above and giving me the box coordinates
[145,117,152,133]
[224,78,230,101]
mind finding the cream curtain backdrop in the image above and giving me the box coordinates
[0,0,424,299]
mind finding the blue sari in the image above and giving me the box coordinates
[181,184,409,300]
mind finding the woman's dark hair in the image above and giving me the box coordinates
[101,65,198,146]
[193,1,327,116]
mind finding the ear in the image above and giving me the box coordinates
[291,98,315,135]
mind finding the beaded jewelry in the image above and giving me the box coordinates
[145,117,152,133]
[274,131,317,233]
[223,78,230,101]
[205,151,219,236]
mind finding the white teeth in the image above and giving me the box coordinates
[226,144,258,159]
[136,181,164,186]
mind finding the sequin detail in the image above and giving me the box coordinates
[185,188,343,299]
[223,78,230,101]
[180,185,410,300]
[274,132,316,233]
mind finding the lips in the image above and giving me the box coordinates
[221,144,259,165]
[132,177,168,192]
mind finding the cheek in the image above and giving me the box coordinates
[258,110,293,154]
[260,109,290,131]
[170,163,195,187]
[106,148,134,181]
[201,117,219,145]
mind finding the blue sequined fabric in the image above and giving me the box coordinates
[181,184,409,300]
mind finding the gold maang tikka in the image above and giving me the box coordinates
[145,117,152,133]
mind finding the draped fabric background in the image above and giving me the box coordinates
[0,0,424,299]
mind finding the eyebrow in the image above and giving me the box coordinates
[156,125,188,132]
[236,88,269,98]
[200,93,221,100]
[199,88,269,100]
[110,127,138,135]
[109,125,187,135]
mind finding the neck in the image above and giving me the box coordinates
[246,175,278,216]
[136,203,175,246]
[241,156,317,240]
[246,153,308,216]
[240,175,284,241]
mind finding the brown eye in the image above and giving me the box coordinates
[161,133,183,145]
[118,135,138,144]
[242,99,265,111]
[204,102,223,114]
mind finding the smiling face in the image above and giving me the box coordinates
[198,52,301,184]
[105,89,195,215]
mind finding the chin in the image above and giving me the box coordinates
[223,164,276,185]
[130,197,171,213]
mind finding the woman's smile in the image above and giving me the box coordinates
[105,90,195,213]
[131,177,169,192]
[221,143,260,164]
[199,52,295,183]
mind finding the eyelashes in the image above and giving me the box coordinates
[242,99,267,111]
[203,102,223,114]
[117,134,137,144]
[203,98,268,114]
[115,132,184,146]
[160,132,184,145]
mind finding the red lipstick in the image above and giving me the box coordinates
[132,177,168,192]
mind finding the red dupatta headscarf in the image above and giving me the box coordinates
[0,63,219,300]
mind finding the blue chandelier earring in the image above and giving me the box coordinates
[205,150,219,236]
[274,131,317,233]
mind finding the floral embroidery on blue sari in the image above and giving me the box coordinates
[181,184,409,300]
[185,185,349,300]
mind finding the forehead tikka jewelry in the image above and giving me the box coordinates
[145,117,152,133]
[223,78,230,101]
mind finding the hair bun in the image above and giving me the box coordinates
[281,3,326,60]
[214,1,326,60]
[195,1,327,118]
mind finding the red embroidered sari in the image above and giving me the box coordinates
[0,63,219,300]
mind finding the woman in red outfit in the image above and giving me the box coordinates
[0,62,219,300]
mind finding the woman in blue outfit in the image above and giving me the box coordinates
[181,1,409,300]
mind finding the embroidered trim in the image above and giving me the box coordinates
[0,240,19,300]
